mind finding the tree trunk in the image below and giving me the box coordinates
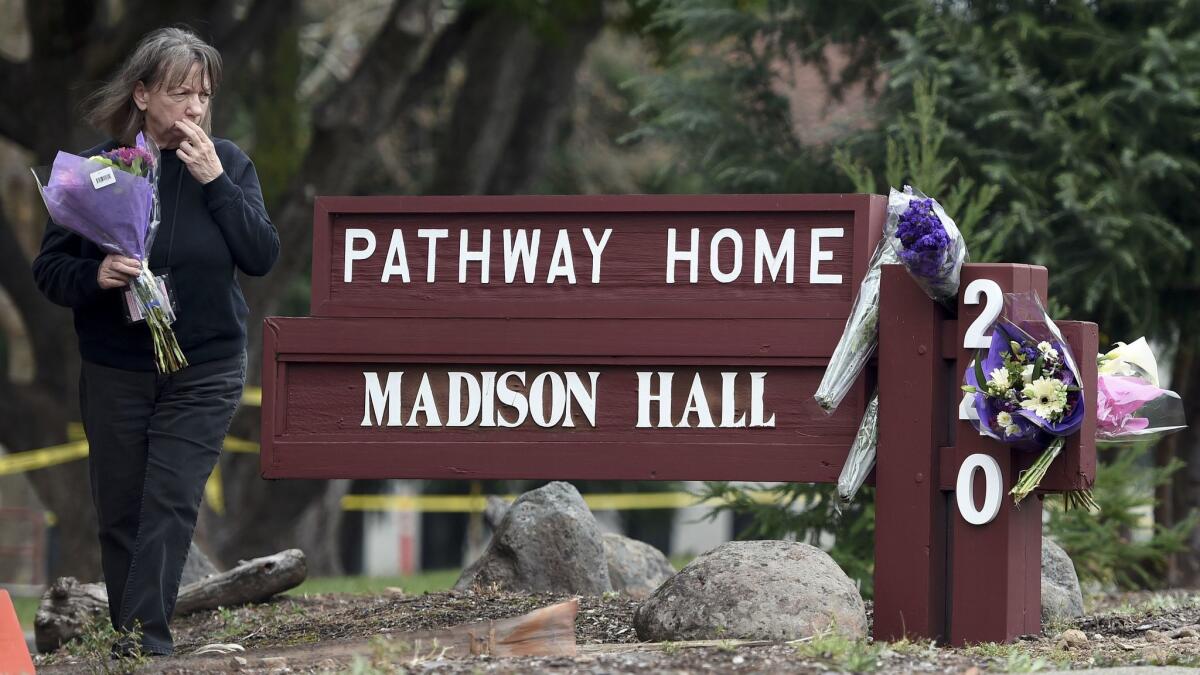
[1156,339,1200,586]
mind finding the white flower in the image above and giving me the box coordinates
[996,411,1013,428]
[1021,365,1035,384]
[1005,424,1021,437]
[1037,341,1060,361]
[987,367,1011,394]
[1021,377,1068,419]
[1099,337,1159,386]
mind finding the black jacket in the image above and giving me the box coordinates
[32,137,280,371]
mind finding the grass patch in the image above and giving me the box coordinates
[794,631,884,672]
[287,569,461,597]
[12,595,38,629]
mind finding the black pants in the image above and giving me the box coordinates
[80,352,245,655]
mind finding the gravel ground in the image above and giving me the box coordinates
[35,588,1200,673]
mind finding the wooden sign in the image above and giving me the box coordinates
[261,193,1097,647]
[263,194,884,480]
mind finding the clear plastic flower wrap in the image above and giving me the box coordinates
[836,392,879,504]
[885,186,968,304]
[960,291,1087,506]
[816,186,968,415]
[829,186,970,503]
[1096,337,1186,442]
[813,239,898,413]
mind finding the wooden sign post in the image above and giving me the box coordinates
[261,194,1095,646]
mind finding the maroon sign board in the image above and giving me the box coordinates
[265,194,883,481]
[261,194,1096,646]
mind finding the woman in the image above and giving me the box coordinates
[32,27,279,656]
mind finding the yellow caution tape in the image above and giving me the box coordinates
[0,441,89,476]
[0,433,260,476]
[222,436,260,453]
[205,464,225,516]
[242,386,262,407]
[341,490,784,513]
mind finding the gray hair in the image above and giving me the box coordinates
[83,27,223,144]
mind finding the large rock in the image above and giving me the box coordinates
[604,533,675,600]
[455,482,611,595]
[483,495,511,530]
[634,540,867,641]
[181,541,220,587]
[1042,538,1084,624]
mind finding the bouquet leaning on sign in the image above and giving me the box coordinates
[1096,337,1185,443]
[961,292,1088,507]
[829,187,969,503]
[32,133,187,373]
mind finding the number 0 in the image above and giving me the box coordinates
[956,453,1003,525]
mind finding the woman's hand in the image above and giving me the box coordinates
[97,254,142,289]
[175,119,224,184]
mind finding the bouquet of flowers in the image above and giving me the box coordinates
[32,133,187,373]
[1096,337,1185,442]
[961,292,1087,506]
[829,187,968,503]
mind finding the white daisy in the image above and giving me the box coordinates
[997,411,1013,428]
[1005,424,1021,437]
[987,367,1011,394]
[1021,377,1068,419]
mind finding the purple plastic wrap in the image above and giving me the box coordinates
[33,136,156,259]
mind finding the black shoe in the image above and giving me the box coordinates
[110,636,142,660]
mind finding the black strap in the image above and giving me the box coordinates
[164,167,184,268]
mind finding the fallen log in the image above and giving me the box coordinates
[174,548,307,616]
[35,549,307,653]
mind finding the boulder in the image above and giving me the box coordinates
[455,482,611,595]
[181,541,220,586]
[603,533,674,600]
[1042,538,1084,624]
[634,540,867,641]
[483,495,511,530]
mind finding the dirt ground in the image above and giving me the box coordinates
[35,588,1200,673]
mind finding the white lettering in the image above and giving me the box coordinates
[406,373,442,427]
[582,228,612,284]
[380,229,410,283]
[636,371,674,428]
[344,229,376,283]
[529,372,566,427]
[479,371,497,427]
[709,228,743,284]
[361,371,402,426]
[446,371,481,426]
[458,229,491,283]
[666,228,699,284]
[749,372,776,427]
[563,371,599,427]
[503,229,541,283]
[679,373,716,428]
[418,228,449,282]
[809,227,844,284]
[720,372,748,427]
[496,371,528,427]
[546,229,576,284]
[755,228,794,283]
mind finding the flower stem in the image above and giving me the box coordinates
[1010,436,1065,505]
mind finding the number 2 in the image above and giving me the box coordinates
[959,279,1003,421]
[963,278,1002,349]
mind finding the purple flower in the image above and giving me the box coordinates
[895,198,952,280]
